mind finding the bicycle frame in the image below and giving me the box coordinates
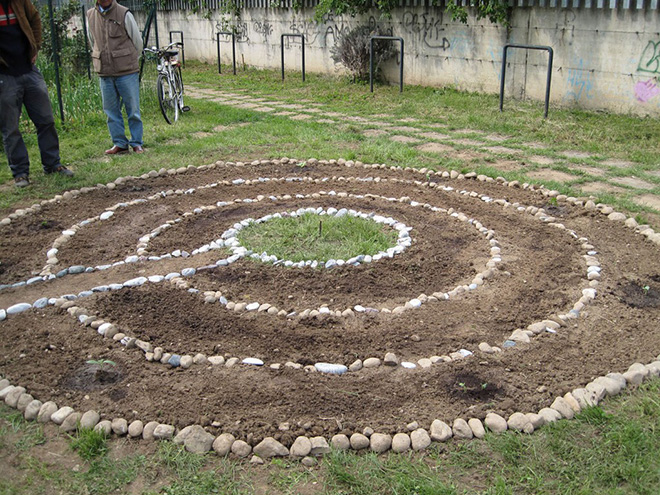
[144,42,186,124]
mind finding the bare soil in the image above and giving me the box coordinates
[1,160,659,448]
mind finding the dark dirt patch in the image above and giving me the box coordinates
[618,278,660,308]
[1,161,659,445]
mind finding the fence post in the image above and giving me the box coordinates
[280,34,305,82]
[169,31,184,67]
[369,36,404,93]
[47,0,64,122]
[499,44,554,118]
[216,31,236,75]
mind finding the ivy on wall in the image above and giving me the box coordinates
[310,0,510,26]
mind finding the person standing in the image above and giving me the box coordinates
[0,0,73,188]
[87,0,144,155]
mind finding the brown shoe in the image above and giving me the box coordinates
[105,145,129,155]
[132,145,144,154]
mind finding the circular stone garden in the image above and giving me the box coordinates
[1,159,659,455]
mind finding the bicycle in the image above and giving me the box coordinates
[143,41,189,124]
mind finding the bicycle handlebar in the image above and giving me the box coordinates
[143,41,182,55]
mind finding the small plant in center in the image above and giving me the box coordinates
[86,358,116,370]
[237,212,399,263]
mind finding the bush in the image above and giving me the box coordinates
[39,0,89,75]
[330,25,397,83]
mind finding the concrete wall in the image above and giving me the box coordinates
[138,7,660,116]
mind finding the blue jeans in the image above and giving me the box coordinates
[100,72,143,148]
[0,66,61,178]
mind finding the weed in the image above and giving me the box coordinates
[69,427,109,460]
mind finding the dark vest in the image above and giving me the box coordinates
[87,2,138,77]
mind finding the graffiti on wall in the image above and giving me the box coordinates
[634,39,659,104]
[214,21,249,43]
[565,59,594,102]
[634,79,659,103]
[637,40,660,75]
[287,14,351,48]
[253,20,274,41]
[401,11,450,50]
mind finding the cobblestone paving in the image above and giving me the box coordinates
[186,86,660,219]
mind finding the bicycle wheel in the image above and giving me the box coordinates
[173,66,186,112]
[156,73,178,124]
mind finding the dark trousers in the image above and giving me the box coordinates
[0,66,61,178]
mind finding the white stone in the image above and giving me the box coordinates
[430,419,453,442]
[452,418,473,439]
[468,418,486,439]
[484,413,508,433]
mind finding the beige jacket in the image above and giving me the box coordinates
[86,1,142,77]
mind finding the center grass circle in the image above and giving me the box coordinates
[236,209,402,263]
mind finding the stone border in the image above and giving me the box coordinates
[2,158,660,459]
[1,168,598,373]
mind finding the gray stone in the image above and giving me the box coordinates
[310,436,331,455]
[128,420,144,438]
[370,433,392,453]
[94,420,112,436]
[525,413,545,429]
[250,455,265,465]
[330,434,350,450]
[410,428,431,451]
[391,433,411,453]
[384,352,399,366]
[213,433,235,456]
[363,358,381,368]
[61,412,83,432]
[349,433,370,450]
[51,406,75,425]
[430,419,453,442]
[231,440,252,458]
[181,425,215,453]
[572,388,599,408]
[16,393,34,412]
[468,418,486,439]
[348,359,363,372]
[623,363,648,385]
[562,393,582,413]
[153,424,176,440]
[538,407,562,424]
[253,437,289,458]
[507,412,530,431]
[37,401,58,423]
[290,436,312,457]
[5,386,26,408]
[585,382,607,403]
[551,397,575,419]
[452,418,473,439]
[142,421,159,440]
[80,410,101,429]
[484,413,508,433]
[111,418,129,436]
[24,400,43,421]
[301,456,317,467]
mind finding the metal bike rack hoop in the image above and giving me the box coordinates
[216,31,237,75]
[370,36,404,93]
[281,34,305,82]
[499,44,554,119]
[169,30,184,67]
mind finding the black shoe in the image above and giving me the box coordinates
[47,165,74,177]
[14,176,29,188]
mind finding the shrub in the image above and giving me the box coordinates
[330,25,397,83]
[39,0,89,75]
